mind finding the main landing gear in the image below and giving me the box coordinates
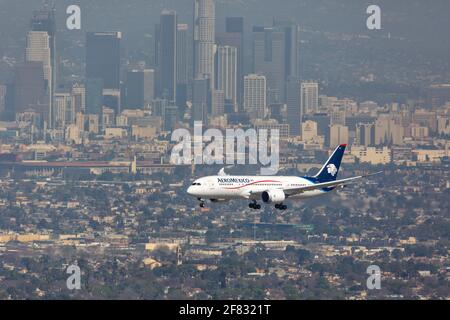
[249,201,261,210]
[275,203,287,210]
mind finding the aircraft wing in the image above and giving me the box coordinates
[283,172,382,196]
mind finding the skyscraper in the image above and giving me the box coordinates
[301,81,319,115]
[71,83,85,114]
[329,124,349,147]
[356,123,375,146]
[25,31,51,125]
[286,77,302,136]
[211,89,225,116]
[30,4,56,127]
[53,93,71,129]
[152,98,168,117]
[85,78,103,116]
[194,0,215,88]
[192,77,210,125]
[163,105,179,132]
[273,20,301,80]
[244,74,266,120]
[13,62,47,116]
[176,24,189,109]
[216,17,244,108]
[176,24,189,86]
[0,85,6,118]
[86,32,121,90]
[26,32,51,91]
[226,17,244,34]
[252,27,285,104]
[216,46,237,113]
[159,10,177,102]
[126,69,155,109]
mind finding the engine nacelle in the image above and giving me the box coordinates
[261,189,286,204]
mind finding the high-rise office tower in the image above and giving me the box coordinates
[159,10,177,102]
[175,24,188,110]
[194,0,215,89]
[329,124,349,147]
[154,23,162,97]
[126,69,155,109]
[244,74,266,119]
[427,84,450,109]
[301,81,319,115]
[30,4,56,127]
[71,83,85,114]
[25,31,51,125]
[13,62,47,116]
[304,113,331,144]
[152,98,168,117]
[286,77,302,136]
[176,24,189,109]
[302,120,318,142]
[216,46,237,113]
[85,78,104,116]
[216,17,244,108]
[356,123,375,146]
[211,89,225,116]
[192,77,210,125]
[0,85,6,117]
[4,84,15,120]
[176,24,189,86]
[103,89,121,115]
[374,116,404,145]
[163,105,179,132]
[53,93,72,129]
[273,20,300,80]
[26,32,51,91]
[226,17,244,33]
[86,32,121,90]
[252,27,285,104]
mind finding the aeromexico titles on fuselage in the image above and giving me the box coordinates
[216,176,335,192]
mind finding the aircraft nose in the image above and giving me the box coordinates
[187,186,194,195]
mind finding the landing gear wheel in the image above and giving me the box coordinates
[275,204,287,210]
[249,201,261,210]
[199,202,205,208]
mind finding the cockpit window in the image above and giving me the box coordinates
[191,182,201,186]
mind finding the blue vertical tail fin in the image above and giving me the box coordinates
[313,144,347,182]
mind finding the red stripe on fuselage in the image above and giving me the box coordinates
[223,180,282,189]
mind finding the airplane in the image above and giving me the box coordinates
[187,144,380,210]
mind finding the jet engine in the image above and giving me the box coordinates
[261,189,286,203]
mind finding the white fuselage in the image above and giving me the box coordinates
[187,175,330,201]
